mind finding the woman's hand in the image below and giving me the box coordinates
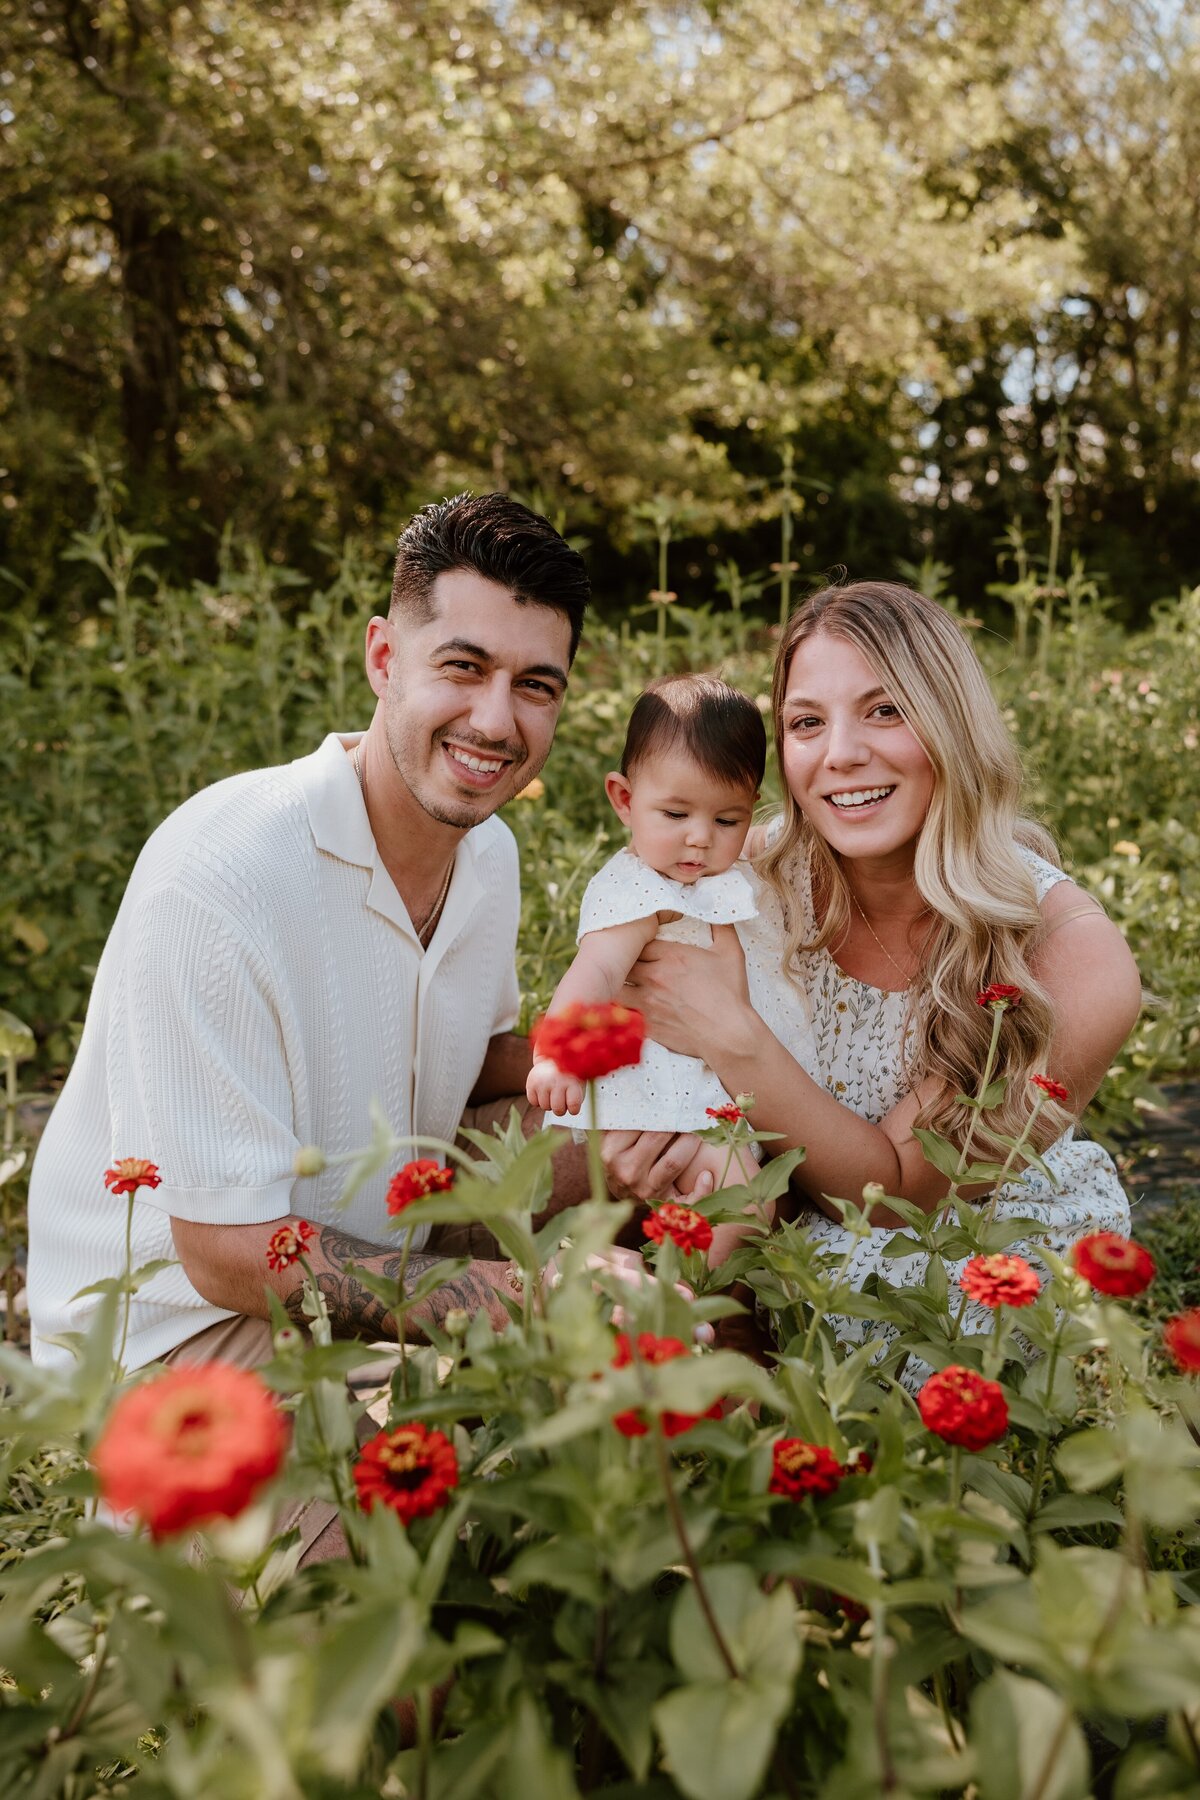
[601,1129,714,1203]
[620,924,755,1061]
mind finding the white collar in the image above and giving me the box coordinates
[297,733,488,955]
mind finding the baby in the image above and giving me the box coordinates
[527,674,768,1261]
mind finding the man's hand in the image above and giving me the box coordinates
[526,1056,585,1117]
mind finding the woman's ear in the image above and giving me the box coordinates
[604,771,634,827]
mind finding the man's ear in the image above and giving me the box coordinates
[604,771,634,827]
[364,616,395,700]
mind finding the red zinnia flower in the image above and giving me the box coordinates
[1030,1073,1070,1104]
[959,1253,1041,1309]
[1072,1232,1156,1298]
[769,1437,845,1500]
[610,1332,721,1439]
[976,985,1023,1010]
[266,1219,316,1271]
[1163,1310,1200,1374]
[93,1362,287,1539]
[644,1203,713,1257]
[705,1103,746,1123]
[917,1365,1008,1450]
[534,1002,646,1082]
[386,1160,455,1216]
[353,1422,459,1522]
[103,1158,161,1196]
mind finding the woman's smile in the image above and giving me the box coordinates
[782,633,933,861]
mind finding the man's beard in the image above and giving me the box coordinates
[385,718,533,829]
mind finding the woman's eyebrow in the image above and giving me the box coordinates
[785,686,888,708]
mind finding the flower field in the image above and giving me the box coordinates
[2,514,1200,1796]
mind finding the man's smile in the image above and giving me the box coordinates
[441,741,516,789]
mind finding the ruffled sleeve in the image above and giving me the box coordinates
[1015,843,1071,902]
[577,850,757,941]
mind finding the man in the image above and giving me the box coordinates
[28,492,590,1380]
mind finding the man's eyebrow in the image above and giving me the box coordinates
[431,638,569,688]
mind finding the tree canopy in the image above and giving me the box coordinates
[2,0,1197,610]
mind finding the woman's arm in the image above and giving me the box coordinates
[623,888,1141,1225]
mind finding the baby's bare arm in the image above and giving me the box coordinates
[527,917,662,1115]
[551,916,662,1010]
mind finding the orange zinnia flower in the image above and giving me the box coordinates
[103,1158,161,1195]
[93,1363,287,1538]
[917,1365,1008,1451]
[353,1422,459,1522]
[535,1002,645,1081]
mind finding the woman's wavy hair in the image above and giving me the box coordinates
[756,578,1074,1159]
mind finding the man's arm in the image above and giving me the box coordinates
[171,1214,517,1341]
[468,1030,534,1105]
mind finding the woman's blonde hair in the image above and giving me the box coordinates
[757,579,1073,1159]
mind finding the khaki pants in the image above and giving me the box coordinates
[161,1095,588,1563]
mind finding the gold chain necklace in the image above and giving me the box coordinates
[849,891,929,988]
[353,740,454,947]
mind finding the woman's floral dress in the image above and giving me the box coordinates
[738,840,1132,1356]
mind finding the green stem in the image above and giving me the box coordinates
[2,1053,17,1342]
[944,1004,1006,1223]
[1027,1321,1065,1524]
[396,1234,413,1400]
[584,1080,608,1205]
[416,1684,432,1800]
[984,1093,1048,1224]
[949,1445,962,1512]
[114,1195,135,1377]
[652,1419,739,1680]
[866,1538,898,1793]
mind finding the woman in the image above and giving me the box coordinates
[605,580,1141,1329]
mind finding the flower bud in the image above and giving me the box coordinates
[861,1182,886,1207]
[293,1145,327,1178]
[733,1091,757,1112]
[443,1308,470,1338]
[273,1327,303,1353]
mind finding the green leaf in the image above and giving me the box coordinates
[656,1572,801,1800]
[668,1565,800,1689]
[912,1127,963,1181]
[506,1536,604,1605]
[655,1680,788,1800]
[311,1596,428,1780]
[970,1670,1090,1800]
[1056,1427,1124,1492]
[0,1008,35,1061]
[1031,1494,1124,1533]
[498,1693,581,1800]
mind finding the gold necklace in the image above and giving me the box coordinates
[414,858,455,947]
[353,741,453,946]
[849,891,928,987]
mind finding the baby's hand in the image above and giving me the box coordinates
[527,1058,585,1118]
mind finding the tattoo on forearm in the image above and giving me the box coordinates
[283,1224,508,1343]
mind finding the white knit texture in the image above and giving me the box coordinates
[28,733,521,1369]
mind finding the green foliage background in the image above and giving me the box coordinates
[3,476,1198,1146]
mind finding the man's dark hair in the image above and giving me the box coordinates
[390,491,590,663]
[620,674,766,792]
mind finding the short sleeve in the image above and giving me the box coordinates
[577,851,756,939]
[1015,844,1071,902]
[116,888,301,1225]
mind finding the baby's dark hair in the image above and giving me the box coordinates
[620,674,766,792]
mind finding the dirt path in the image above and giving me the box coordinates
[1118,1079,1200,1216]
